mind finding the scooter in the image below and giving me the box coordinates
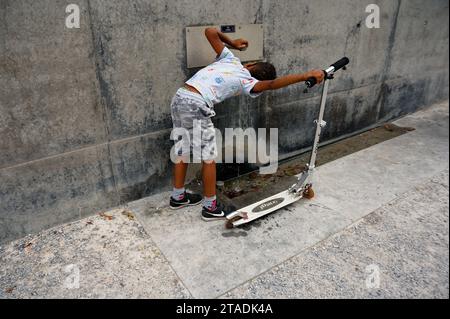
[225,57,350,229]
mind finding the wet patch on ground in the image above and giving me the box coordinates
[221,231,248,238]
[208,123,415,210]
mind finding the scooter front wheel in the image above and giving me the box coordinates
[303,186,315,199]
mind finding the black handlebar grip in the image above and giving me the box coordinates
[306,70,327,88]
[306,77,317,88]
[305,58,349,89]
[331,57,350,72]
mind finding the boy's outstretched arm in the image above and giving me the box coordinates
[205,27,248,56]
[252,70,325,93]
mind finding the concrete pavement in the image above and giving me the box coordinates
[0,101,448,299]
[224,170,449,298]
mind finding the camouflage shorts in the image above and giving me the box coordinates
[170,88,217,161]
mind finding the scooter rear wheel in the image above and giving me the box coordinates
[225,216,243,229]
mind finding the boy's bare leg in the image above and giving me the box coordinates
[170,157,202,208]
[201,160,233,220]
[202,160,216,197]
[173,161,188,189]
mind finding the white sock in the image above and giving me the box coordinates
[171,187,185,201]
[203,196,217,210]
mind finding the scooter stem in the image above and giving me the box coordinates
[308,76,330,169]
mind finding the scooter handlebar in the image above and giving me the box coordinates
[331,57,350,72]
[305,71,325,88]
[305,78,317,88]
[305,57,350,88]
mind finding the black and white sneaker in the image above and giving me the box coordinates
[202,202,232,221]
[170,192,202,210]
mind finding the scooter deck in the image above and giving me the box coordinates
[226,189,303,227]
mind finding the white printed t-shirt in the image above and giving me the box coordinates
[185,47,262,108]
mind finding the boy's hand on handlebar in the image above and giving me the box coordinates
[233,38,248,51]
[306,69,325,84]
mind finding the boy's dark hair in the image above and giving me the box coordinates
[250,62,277,81]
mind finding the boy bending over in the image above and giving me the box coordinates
[170,27,324,221]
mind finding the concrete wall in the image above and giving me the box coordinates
[1,0,448,243]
